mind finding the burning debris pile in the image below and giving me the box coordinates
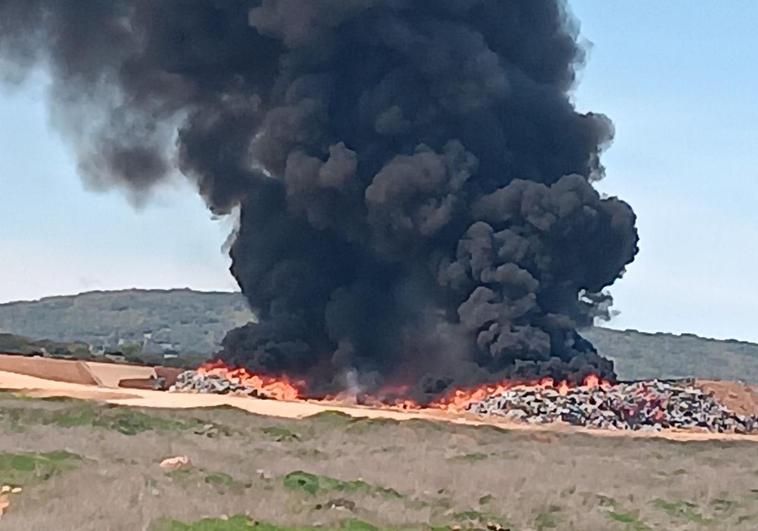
[171,370,263,397]
[170,363,301,401]
[468,379,758,433]
[169,363,758,434]
[0,1,639,395]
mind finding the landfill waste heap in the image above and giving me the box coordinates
[468,379,757,433]
[170,368,757,434]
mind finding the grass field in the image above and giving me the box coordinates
[1,392,758,530]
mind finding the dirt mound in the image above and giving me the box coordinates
[698,380,758,416]
[86,362,155,388]
[0,354,99,386]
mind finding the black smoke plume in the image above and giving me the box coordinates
[0,0,638,399]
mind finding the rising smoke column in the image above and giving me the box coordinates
[0,0,638,398]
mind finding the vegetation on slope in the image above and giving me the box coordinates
[2,289,758,383]
[0,289,252,357]
[583,327,758,383]
[0,333,92,359]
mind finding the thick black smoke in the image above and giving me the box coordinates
[0,0,638,399]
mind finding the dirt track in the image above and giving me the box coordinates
[2,360,758,443]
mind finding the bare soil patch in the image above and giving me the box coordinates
[0,355,98,386]
[698,380,758,417]
[85,361,156,388]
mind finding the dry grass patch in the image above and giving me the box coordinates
[2,395,758,530]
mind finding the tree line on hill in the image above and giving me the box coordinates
[1,289,757,383]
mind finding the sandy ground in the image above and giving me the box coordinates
[699,380,758,416]
[0,354,157,387]
[0,368,449,420]
[85,361,156,388]
[2,367,758,444]
[0,354,100,385]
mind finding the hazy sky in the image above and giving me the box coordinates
[1,1,757,342]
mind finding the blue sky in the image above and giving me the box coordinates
[569,0,758,341]
[1,2,757,342]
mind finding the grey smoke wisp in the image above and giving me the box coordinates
[0,0,638,400]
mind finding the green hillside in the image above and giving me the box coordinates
[0,332,91,359]
[0,289,252,357]
[1,289,757,383]
[583,327,758,383]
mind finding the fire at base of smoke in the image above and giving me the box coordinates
[0,1,639,395]
[168,364,758,435]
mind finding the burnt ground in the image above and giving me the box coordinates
[0,392,757,530]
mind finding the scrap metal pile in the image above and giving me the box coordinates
[468,379,758,433]
[170,367,757,434]
[168,367,301,401]
[170,370,270,398]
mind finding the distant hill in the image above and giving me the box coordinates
[0,289,253,357]
[582,327,758,384]
[0,332,91,359]
[1,289,757,383]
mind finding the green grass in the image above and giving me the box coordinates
[453,509,509,528]
[204,472,238,488]
[534,505,562,530]
[60,406,214,435]
[0,450,82,486]
[596,495,651,529]
[652,499,715,525]
[151,515,256,531]
[53,406,189,435]
[261,426,301,442]
[166,468,194,481]
[3,390,757,530]
[282,471,401,499]
[151,516,391,531]
[151,517,456,531]
[166,466,249,493]
[0,402,227,436]
[341,520,379,531]
[304,410,353,425]
[607,511,652,530]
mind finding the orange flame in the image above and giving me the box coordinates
[425,374,613,413]
[198,360,304,401]
[194,361,612,412]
